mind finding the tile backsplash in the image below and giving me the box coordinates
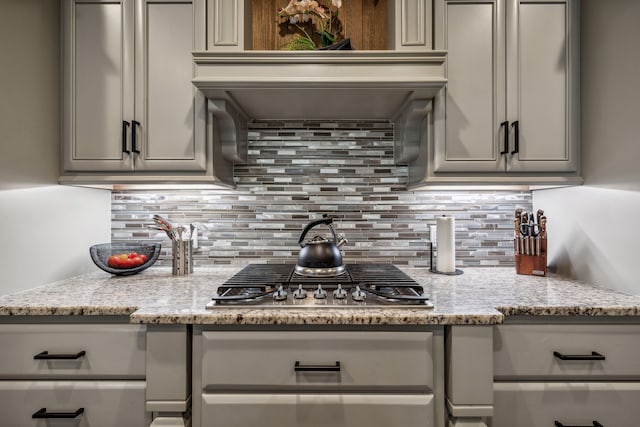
[112,120,532,268]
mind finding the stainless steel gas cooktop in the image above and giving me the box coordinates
[205,264,433,309]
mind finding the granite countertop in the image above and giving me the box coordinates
[1,266,639,325]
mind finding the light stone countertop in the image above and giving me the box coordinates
[1,266,639,325]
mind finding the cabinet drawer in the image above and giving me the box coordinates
[494,324,640,379]
[493,382,640,427]
[0,324,146,378]
[201,331,433,389]
[202,393,434,427]
[0,380,149,427]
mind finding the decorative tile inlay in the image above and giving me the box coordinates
[111,121,532,267]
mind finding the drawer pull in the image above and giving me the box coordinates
[294,361,341,372]
[131,120,141,153]
[122,121,130,154]
[554,421,603,427]
[32,408,84,419]
[500,121,510,155]
[34,350,86,360]
[553,351,605,361]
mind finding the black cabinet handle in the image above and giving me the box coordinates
[122,121,130,154]
[511,120,519,154]
[553,351,605,361]
[294,361,341,372]
[32,408,84,419]
[500,121,509,155]
[131,120,141,154]
[554,421,603,427]
[34,350,86,360]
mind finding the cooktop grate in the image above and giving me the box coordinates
[208,264,433,308]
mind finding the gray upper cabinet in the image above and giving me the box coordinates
[434,0,507,174]
[505,0,578,173]
[133,0,205,172]
[61,0,208,179]
[62,0,133,172]
[422,0,580,186]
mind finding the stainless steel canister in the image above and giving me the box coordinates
[172,239,193,275]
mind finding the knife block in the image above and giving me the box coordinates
[515,238,547,277]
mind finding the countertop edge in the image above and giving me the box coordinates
[128,311,505,325]
[2,267,640,325]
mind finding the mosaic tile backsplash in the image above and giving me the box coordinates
[112,120,532,268]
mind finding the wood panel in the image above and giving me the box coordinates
[362,0,387,50]
[251,0,387,50]
[250,0,277,50]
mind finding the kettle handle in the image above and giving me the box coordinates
[298,217,338,247]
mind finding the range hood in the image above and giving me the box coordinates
[191,50,447,187]
[192,51,447,121]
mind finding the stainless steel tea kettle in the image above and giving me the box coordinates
[295,216,347,277]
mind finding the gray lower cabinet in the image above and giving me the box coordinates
[0,380,147,427]
[418,0,580,186]
[0,322,150,427]
[445,326,494,427]
[192,329,445,427]
[202,394,434,426]
[60,0,209,183]
[493,382,640,427]
[0,323,146,378]
[491,322,640,426]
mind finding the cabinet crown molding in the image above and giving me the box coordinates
[192,51,447,121]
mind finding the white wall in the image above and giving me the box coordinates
[533,0,640,294]
[0,0,110,295]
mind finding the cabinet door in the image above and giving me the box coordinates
[133,0,207,172]
[0,380,149,427]
[492,382,640,427]
[62,0,134,172]
[201,331,433,390]
[494,324,640,380]
[506,0,579,172]
[433,0,506,173]
[202,394,434,427]
[0,324,146,379]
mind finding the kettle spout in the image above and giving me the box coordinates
[336,234,348,248]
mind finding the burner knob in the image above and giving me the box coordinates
[313,284,327,300]
[333,284,348,300]
[293,284,307,299]
[351,286,366,302]
[273,285,288,301]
